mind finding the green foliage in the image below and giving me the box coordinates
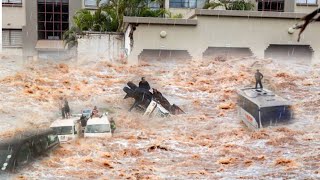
[64,0,168,48]
[226,0,254,10]
[167,12,183,19]
[203,0,254,11]
[63,26,83,49]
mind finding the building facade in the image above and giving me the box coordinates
[2,0,106,59]
[124,8,320,64]
[2,0,320,60]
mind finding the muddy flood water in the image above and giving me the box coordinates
[0,54,319,179]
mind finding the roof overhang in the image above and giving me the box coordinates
[35,40,67,52]
[192,9,307,19]
[123,16,198,26]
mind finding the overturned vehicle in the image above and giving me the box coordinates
[123,82,185,117]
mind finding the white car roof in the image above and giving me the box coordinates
[237,88,292,108]
[50,118,78,127]
[87,115,110,125]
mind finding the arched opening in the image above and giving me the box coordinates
[138,49,192,63]
[203,47,253,60]
[264,44,313,63]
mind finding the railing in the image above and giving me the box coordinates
[169,0,198,8]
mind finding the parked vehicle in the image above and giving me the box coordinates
[50,117,78,142]
[84,113,112,138]
[0,129,59,174]
[237,88,293,129]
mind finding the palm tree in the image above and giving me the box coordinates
[99,0,166,32]
[63,0,166,48]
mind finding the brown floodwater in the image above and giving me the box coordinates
[0,55,319,179]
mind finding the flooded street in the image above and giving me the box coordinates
[0,54,319,179]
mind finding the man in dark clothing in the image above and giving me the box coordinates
[64,99,70,119]
[139,77,151,91]
[80,115,88,127]
[255,69,264,89]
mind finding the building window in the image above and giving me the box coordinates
[2,29,23,47]
[84,0,108,8]
[258,0,285,12]
[148,0,161,10]
[2,0,22,4]
[296,0,317,5]
[169,0,197,8]
[37,0,69,40]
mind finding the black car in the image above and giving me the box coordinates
[0,129,59,174]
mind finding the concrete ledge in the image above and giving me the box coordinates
[193,9,307,19]
[123,16,197,26]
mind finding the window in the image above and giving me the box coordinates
[85,124,111,133]
[258,0,285,12]
[84,0,108,8]
[2,29,23,47]
[169,0,197,8]
[260,106,292,126]
[296,0,317,5]
[37,0,69,40]
[148,0,161,10]
[52,126,73,135]
[2,0,22,4]
[237,95,259,122]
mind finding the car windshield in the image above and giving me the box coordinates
[52,126,73,135]
[85,124,110,133]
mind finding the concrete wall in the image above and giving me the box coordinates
[2,0,26,29]
[127,13,320,64]
[295,4,319,13]
[77,33,125,62]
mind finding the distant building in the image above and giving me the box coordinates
[2,0,320,61]
[123,1,320,64]
[2,0,106,60]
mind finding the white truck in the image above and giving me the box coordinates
[50,118,78,143]
[84,113,112,138]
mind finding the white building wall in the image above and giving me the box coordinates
[77,33,125,62]
[2,0,26,29]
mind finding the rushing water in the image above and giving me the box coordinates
[0,55,319,179]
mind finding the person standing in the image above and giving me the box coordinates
[255,69,264,89]
[139,77,151,91]
[91,106,99,118]
[64,98,70,119]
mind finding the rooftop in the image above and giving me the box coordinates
[237,88,292,108]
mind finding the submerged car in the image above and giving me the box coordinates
[50,117,79,143]
[84,113,112,138]
[0,129,59,174]
[237,88,293,129]
[144,100,170,117]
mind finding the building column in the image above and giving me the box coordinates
[188,46,207,61]
[312,51,320,65]
[250,45,268,59]
[165,0,169,10]
[127,47,143,65]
